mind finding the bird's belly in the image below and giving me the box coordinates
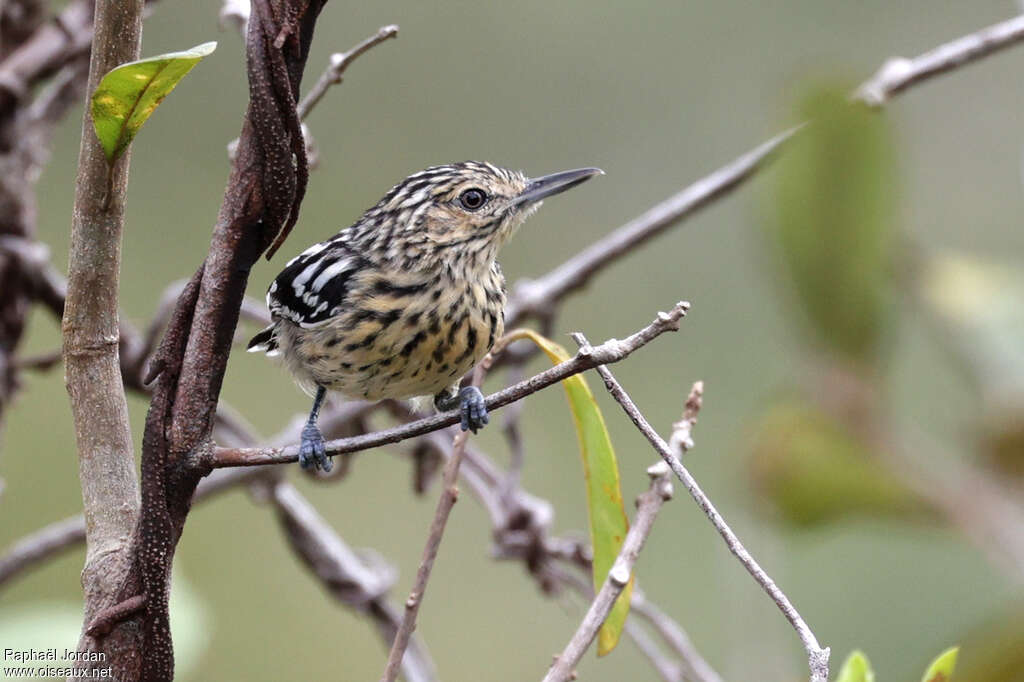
[279,302,502,401]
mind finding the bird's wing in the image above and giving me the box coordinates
[267,239,365,329]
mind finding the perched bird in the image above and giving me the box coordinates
[248,161,602,471]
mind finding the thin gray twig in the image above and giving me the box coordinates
[855,13,1024,105]
[574,338,830,682]
[297,24,399,121]
[542,463,675,682]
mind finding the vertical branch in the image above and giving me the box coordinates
[381,431,471,682]
[61,0,143,650]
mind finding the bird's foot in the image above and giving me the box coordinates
[457,386,489,434]
[299,421,331,472]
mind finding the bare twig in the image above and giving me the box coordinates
[268,480,438,682]
[508,11,1024,330]
[543,462,675,682]
[380,430,469,682]
[668,381,704,457]
[631,589,723,682]
[856,13,1024,106]
[297,24,399,121]
[213,301,689,468]
[504,131,796,326]
[576,343,830,682]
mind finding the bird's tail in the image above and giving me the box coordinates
[247,325,280,356]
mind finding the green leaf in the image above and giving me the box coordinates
[835,650,875,682]
[767,82,897,365]
[91,41,217,163]
[748,400,932,526]
[921,647,958,682]
[504,329,631,656]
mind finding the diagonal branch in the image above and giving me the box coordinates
[268,479,438,682]
[575,342,830,682]
[380,430,471,682]
[542,462,675,682]
[855,13,1024,105]
[298,24,399,120]
[506,10,1024,330]
[212,301,689,468]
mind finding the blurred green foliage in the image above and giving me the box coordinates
[2,2,1023,681]
[748,400,930,526]
[836,651,875,682]
[768,84,897,366]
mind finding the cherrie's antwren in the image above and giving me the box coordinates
[249,161,601,471]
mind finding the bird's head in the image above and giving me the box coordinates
[357,161,602,273]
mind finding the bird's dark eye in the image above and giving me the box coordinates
[458,188,487,210]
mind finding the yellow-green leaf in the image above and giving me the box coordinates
[835,650,875,682]
[91,41,217,163]
[503,329,631,655]
[921,647,958,682]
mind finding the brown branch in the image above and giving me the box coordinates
[855,13,1024,106]
[543,462,675,682]
[268,479,438,682]
[0,515,87,587]
[630,588,723,682]
[61,0,144,675]
[0,40,89,425]
[380,429,471,682]
[297,24,399,121]
[0,0,93,120]
[81,2,329,678]
[577,347,830,682]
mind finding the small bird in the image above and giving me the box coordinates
[248,161,602,471]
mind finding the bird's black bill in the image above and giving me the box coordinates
[514,167,604,206]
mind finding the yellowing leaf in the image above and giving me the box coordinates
[502,329,631,655]
[921,647,958,682]
[91,41,217,163]
[836,650,875,682]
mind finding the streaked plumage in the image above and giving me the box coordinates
[249,161,601,470]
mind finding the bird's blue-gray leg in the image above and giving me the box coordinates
[299,385,331,472]
[434,385,489,434]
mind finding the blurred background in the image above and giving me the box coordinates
[3,0,1024,679]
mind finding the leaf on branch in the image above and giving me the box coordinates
[921,646,958,682]
[766,82,898,366]
[835,650,875,682]
[91,41,217,163]
[501,329,632,656]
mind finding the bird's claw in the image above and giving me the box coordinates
[458,386,489,434]
[299,421,332,472]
